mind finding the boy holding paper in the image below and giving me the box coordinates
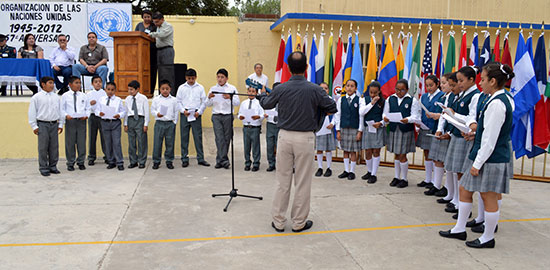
[383,79,420,188]
[124,80,149,169]
[238,87,264,171]
[86,75,107,166]
[151,80,178,170]
[176,69,210,168]
[97,82,126,170]
[61,76,89,171]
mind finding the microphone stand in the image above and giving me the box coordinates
[211,91,263,212]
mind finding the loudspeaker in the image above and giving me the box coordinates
[173,63,187,96]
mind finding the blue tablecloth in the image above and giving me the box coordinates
[0,58,54,84]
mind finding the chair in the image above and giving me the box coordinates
[9,82,22,96]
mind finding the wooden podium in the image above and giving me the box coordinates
[109,31,154,98]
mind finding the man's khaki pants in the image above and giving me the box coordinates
[272,129,315,231]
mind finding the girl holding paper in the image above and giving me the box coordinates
[443,66,481,216]
[358,81,385,184]
[383,79,420,188]
[439,63,514,249]
[314,82,336,178]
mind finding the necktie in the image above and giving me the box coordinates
[132,96,139,120]
[106,97,110,106]
[73,92,77,113]
[347,97,351,104]
[248,99,252,109]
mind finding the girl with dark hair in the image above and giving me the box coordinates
[336,79,362,180]
[135,10,157,95]
[440,62,514,249]
[17,33,43,94]
[314,82,336,177]
[417,75,445,192]
[383,79,420,188]
[358,81,385,183]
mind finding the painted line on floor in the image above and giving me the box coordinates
[1,218,548,248]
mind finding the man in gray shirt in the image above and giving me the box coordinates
[259,51,337,233]
[72,32,109,88]
[149,12,175,96]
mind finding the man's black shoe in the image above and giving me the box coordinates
[292,220,313,233]
[198,161,210,167]
[271,222,284,232]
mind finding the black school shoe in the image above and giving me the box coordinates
[437,198,452,204]
[452,212,472,220]
[128,163,138,169]
[439,230,467,241]
[117,165,124,171]
[214,163,223,169]
[323,168,332,177]
[107,164,116,169]
[252,166,259,172]
[361,172,372,180]
[347,172,356,180]
[390,178,400,186]
[471,224,498,233]
[315,168,323,177]
[40,171,51,177]
[244,166,251,171]
[466,219,484,228]
[50,168,60,174]
[424,187,439,196]
[445,205,459,213]
[139,164,146,169]
[78,164,86,170]
[152,163,160,170]
[435,187,448,197]
[182,161,189,168]
[338,171,349,179]
[367,175,377,184]
[166,163,174,170]
[88,160,95,166]
[465,238,495,248]
[417,181,430,187]
[266,166,276,172]
[396,179,408,188]
[67,165,75,171]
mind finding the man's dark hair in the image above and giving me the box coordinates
[217,68,229,78]
[68,76,81,84]
[142,10,153,18]
[40,76,54,86]
[186,68,197,77]
[128,80,140,89]
[87,32,97,38]
[152,12,164,20]
[0,34,6,42]
[91,75,102,83]
[159,79,171,88]
[287,51,307,74]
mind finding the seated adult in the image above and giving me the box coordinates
[72,32,108,88]
[0,34,17,96]
[17,33,43,94]
[49,34,75,94]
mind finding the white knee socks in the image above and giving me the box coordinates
[479,211,499,243]
[443,171,454,200]
[317,154,323,169]
[433,166,444,189]
[372,156,380,176]
[394,160,401,178]
[475,193,485,223]
[400,161,409,181]
[425,160,434,183]
[451,173,459,206]
[326,152,333,169]
[344,158,350,172]
[350,161,356,173]
[451,201,473,233]
[366,158,373,173]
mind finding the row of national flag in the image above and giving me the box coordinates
[274,25,550,158]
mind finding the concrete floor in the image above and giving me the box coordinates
[0,128,549,270]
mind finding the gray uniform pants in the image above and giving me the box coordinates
[65,118,87,166]
[212,114,233,166]
[180,114,205,163]
[127,116,148,165]
[243,126,261,167]
[101,119,124,165]
[153,121,176,164]
[266,122,279,167]
[37,121,59,173]
[88,114,106,161]
[157,47,175,96]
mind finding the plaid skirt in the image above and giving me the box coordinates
[361,127,385,149]
[444,135,474,173]
[461,157,510,194]
[316,133,336,151]
[387,129,416,154]
[428,136,450,162]
[339,128,361,152]
[415,129,433,150]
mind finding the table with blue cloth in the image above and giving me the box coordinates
[0,59,53,94]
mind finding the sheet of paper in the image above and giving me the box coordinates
[265,109,278,122]
[159,105,169,116]
[386,112,403,123]
[442,113,470,133]
[187,109,196,122]
[419,121,430,130]
[240,109,254,122]
[316,117,332,136]
[366,120,377,133]
[416,98,431,114]
[102,104,116,119]
[71,112,87,118]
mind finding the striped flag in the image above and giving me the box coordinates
[403,32,413,81]
[364,32,378,91]
[379,35,398,98]
[468,32,479,66]
[281,33,293,83]
[408,30,421,97]
[435,29,445,79]
[274,33,285,83]
[420,27,433,96]
[315,33,325,84]
[396,31,405,79]
[324,32,334,91]
[343,33,353,83]
[444,30,456,73]
[332,33,344,100]
[532,32,550,155]
[378,32,386,78]
[307,34,318,83]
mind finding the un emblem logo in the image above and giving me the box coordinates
[89,8,131,42]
